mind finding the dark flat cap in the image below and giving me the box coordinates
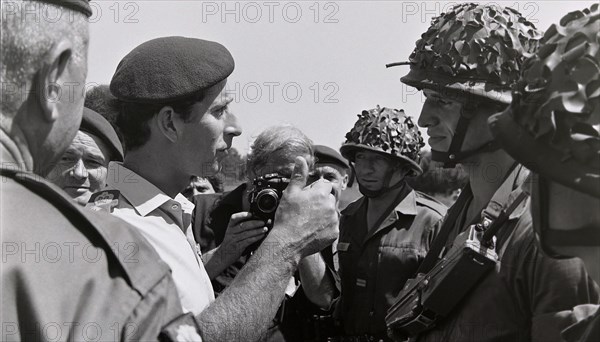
[314,145,349,170]
[110,36,234,103]
[35,0,92,17]
[80,108,124,162]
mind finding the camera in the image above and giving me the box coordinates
[248,173,290,224]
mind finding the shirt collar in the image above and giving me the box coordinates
[393,189,418,216]
[106,162,193,217]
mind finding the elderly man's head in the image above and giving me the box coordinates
[48,108,124,205]
[246,125,314,181]
[1,0,91,174]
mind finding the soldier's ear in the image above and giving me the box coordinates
[341,173,349,191]
[38,39,74,123]
[156,106,178,143]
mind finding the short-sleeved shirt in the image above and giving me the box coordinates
[416,167,600,342]
[0,167,197,341]
[91,162,215,315]
[337,185,446,335]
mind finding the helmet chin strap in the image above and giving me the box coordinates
[353,164,406,198]
[431,115,501,168]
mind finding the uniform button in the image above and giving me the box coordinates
[171,204,179,210]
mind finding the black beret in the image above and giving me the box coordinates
[34,0,92,17]
[314,145,349,170]
[110,36,234,103]
[80,108,124,162]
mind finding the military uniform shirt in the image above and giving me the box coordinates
[0,167,198,341]
[95,162,215,315]
[337,186,446,335]
[416,167,599,342]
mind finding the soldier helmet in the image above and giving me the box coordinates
[394,3,542,104]
[489,4,600,198]
[340,106,424,176]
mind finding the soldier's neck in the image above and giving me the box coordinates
[123,149,187,199]
[465,150,516,221]
[0,126,34,172]
[366,184,406,230]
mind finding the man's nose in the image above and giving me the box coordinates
[418,99,440,128]
[70,159,88,179]
[225,113,242,138]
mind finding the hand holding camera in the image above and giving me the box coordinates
[219,212,269,263]
[267,157,339,260]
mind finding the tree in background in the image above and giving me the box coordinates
[219,147,246,191]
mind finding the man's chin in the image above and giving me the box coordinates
[359,183,382,192]
[64,188,92,206]
[196,163,220,178]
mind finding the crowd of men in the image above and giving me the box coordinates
[1,0,599,341]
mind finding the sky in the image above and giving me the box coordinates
[86,0,594,156]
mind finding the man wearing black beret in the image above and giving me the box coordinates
[312,144,350,205]
[47,108,123,206]
[89,35,340,341]
[2,2,338,342]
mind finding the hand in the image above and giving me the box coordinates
[220,212,268,262]
[270,156,339,259]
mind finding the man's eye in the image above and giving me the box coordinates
[325,174,337,181]
[61,155,75,162]
[213,107,227,117]
[85,159,103,167]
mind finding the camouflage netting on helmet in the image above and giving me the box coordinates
[408,3,542,89]
[344,106,424,162]
[512,4,600,168]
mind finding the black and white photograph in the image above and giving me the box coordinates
[1,0,599,341]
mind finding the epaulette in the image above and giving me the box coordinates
[159,312,202,341]
[414,191,447,217]
[86,189,121,213]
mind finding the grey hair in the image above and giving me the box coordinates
[246,124,314,178]
[1,0,88,118]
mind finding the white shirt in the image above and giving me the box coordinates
[104,162,214,315]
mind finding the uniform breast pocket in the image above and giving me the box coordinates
[376,244,424,298]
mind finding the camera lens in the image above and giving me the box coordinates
[256,189,280,213]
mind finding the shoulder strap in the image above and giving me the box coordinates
[416,183,472,274]
[417,164,530,274]
[479,166,530,248]
[1,168,171,296]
